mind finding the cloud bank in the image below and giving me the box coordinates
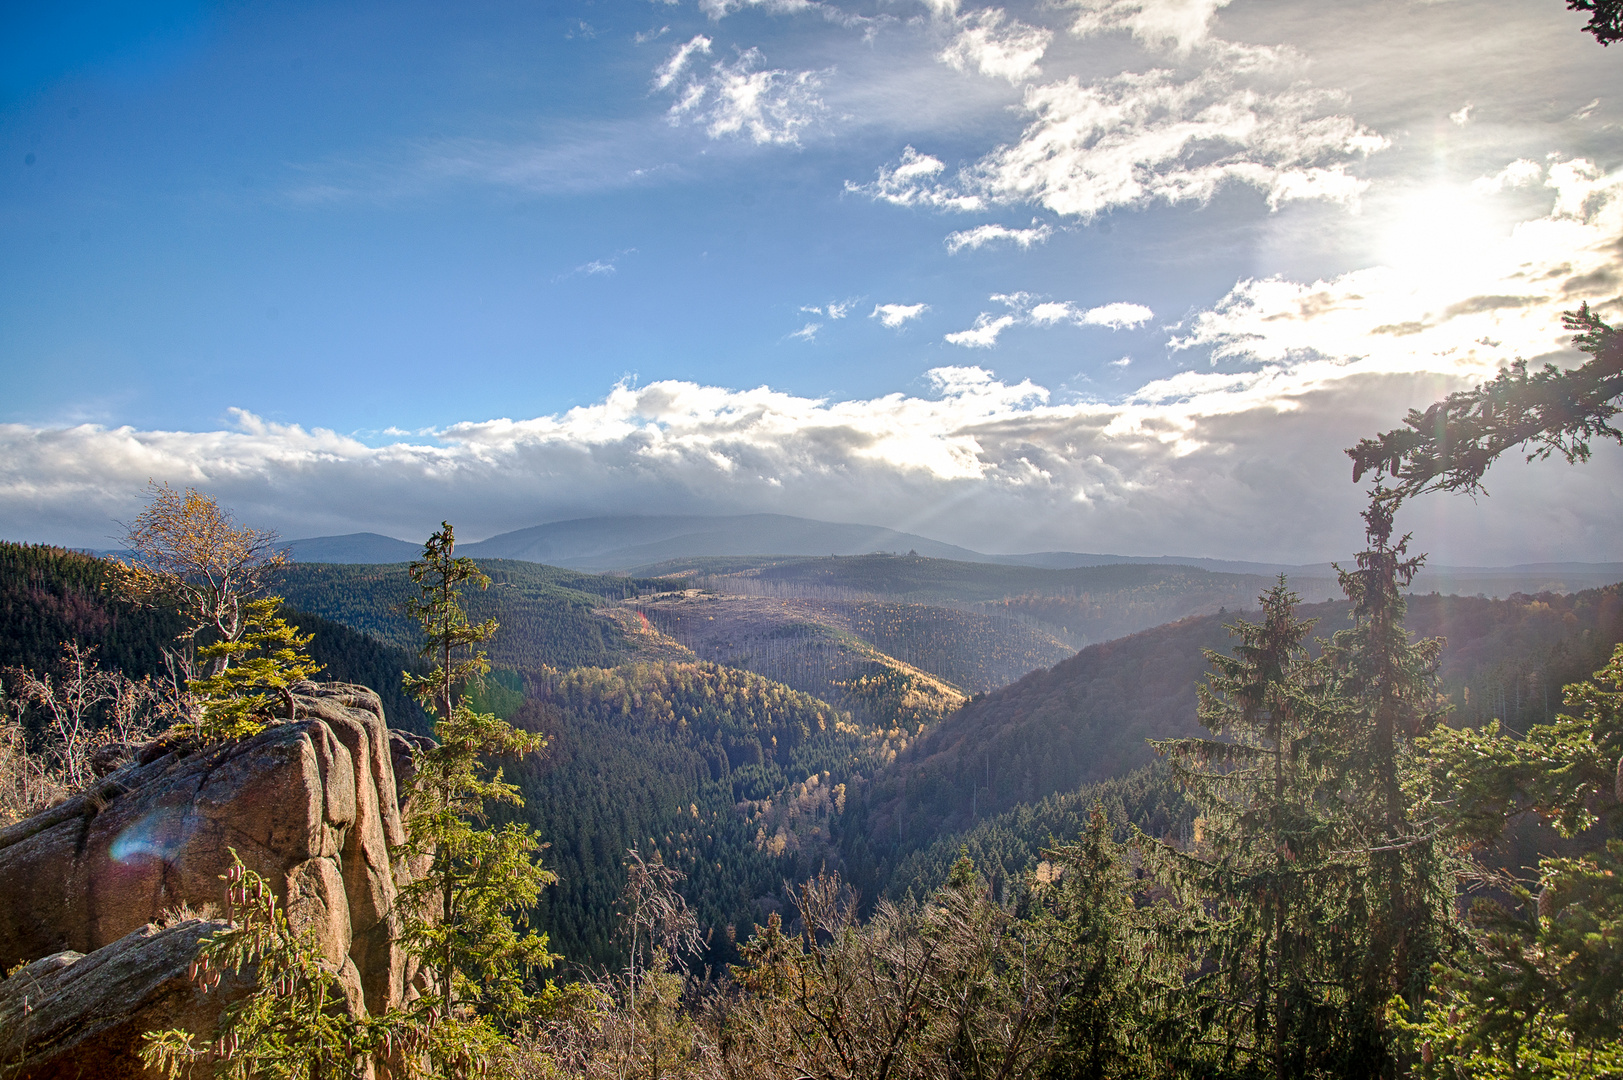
[6,352,1616,566]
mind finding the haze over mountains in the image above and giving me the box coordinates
[283,513,1623,599]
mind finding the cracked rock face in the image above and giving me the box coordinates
[0,919,247,1080]
[0,683,424,1054]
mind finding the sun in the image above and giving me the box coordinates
[1372,184,1511,283]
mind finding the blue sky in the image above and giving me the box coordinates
[3,0,1621,563]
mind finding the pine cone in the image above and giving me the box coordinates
[1538,885,1555,919]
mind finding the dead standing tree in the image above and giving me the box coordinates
[618,847,705,1080]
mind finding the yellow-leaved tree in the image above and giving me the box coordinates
[108,482,318,740]
[108,481,289,684]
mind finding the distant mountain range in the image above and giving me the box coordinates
[280,514,1623,598]
[276,532,423,563]
[282,515,979,569]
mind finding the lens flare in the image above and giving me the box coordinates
[108,809,190,865]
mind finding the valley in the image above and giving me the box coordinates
[9,536,1622,974]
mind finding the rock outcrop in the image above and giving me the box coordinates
[0,683,425,1077]
[0,919,247,1079]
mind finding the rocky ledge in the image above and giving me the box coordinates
[0,682,429,1079]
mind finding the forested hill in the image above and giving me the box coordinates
[635,591,1066,702]
[0,541,431,730]
[504,660,897,969]
[273,560,685,671]
[0,542,186,675]
[881,763,1194,904]
[842,585,1623,894]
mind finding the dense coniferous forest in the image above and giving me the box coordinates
[0,541,432,730]
[504,661,892,968]
[877,762,1194,903]
[0,542,187,675]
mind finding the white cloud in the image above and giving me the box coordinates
[1470,158,1542,194]
[845,146,983,210]
[938,8,1052,85]
[1027,301,1076,324]
[790,322,822,340]
[872,302,929,328]
[698,0,885,30]
[1081,301,1155,328]
[1450,103,1472,126]
[953,295,1153,343]
[662,48,826,145]
[554,249,637,282]
[944,221,1053,253]
[1062,0,1234,53]
[654,35,712,91]
[944,312,1018,347]
[1111,356,1133,367]
[701,0,819,17]
[803,300,855,320]
[853,44,1388,221]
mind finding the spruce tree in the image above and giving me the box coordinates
[392,522,556,1076]
[1154,580,1367,1077]
[1346,305,1623,1074]
[1402,644,1623,1075]
[1034,805,1186,1079]
[1348,305,1622,501]
[1323,493,1454,1049]
[184,596,324,740]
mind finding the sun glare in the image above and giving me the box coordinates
[1372,185,1509,282]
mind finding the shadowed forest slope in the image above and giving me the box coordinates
[842,586,1623,889]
